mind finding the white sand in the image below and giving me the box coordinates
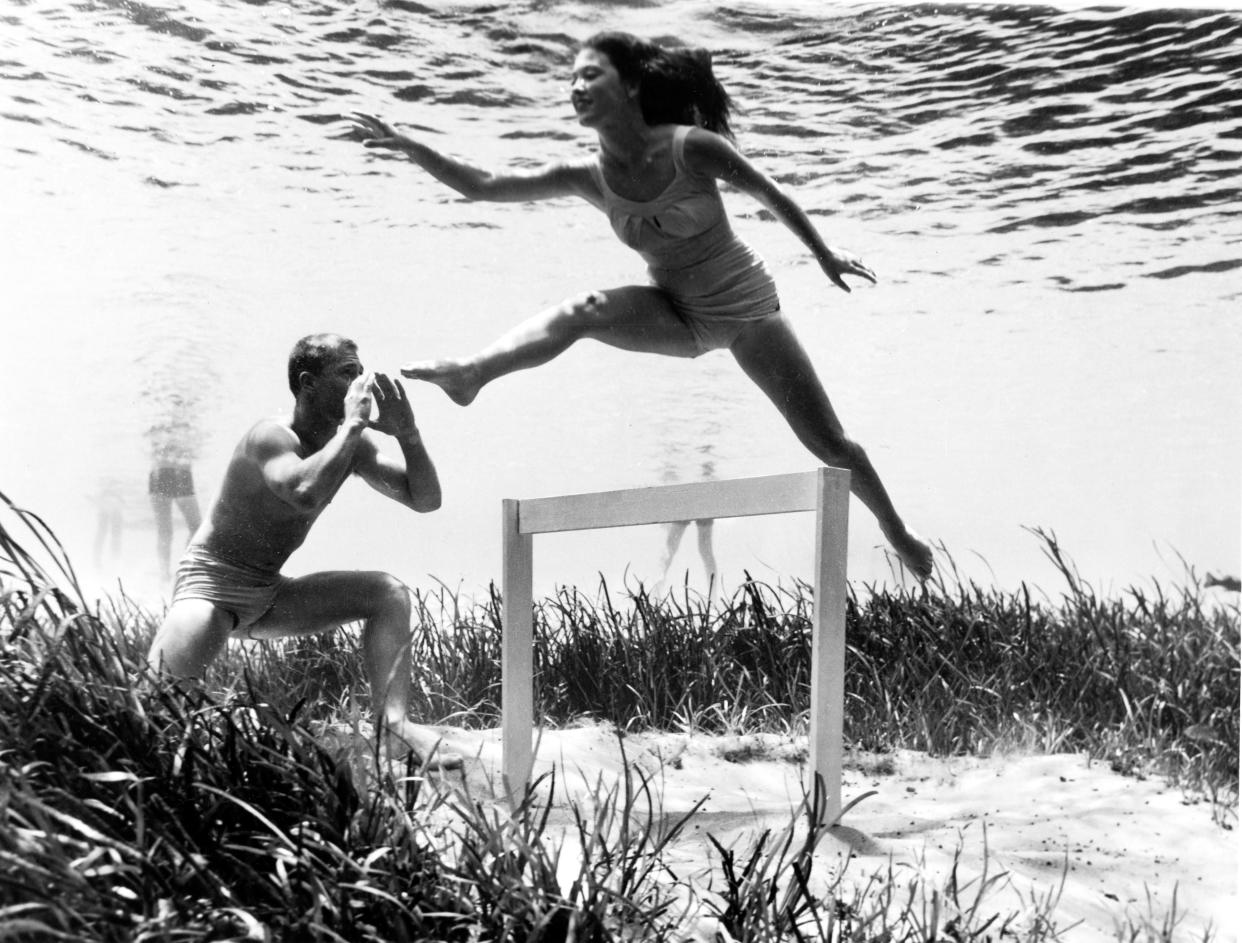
[412,722,1238,942]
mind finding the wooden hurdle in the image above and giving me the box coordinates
[501,467,850,820]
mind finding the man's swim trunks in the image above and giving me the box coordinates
[583,124,782,355]
[171,545,287,631]
[149,464,195,499]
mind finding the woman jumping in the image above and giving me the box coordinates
[349,31,934,579]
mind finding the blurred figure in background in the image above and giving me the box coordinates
[653,444,719,596]
[91,473,128,571]
[649,366,732,596]
[146,401,203,583]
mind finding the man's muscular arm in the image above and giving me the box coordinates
[355,373,442,513]
[252,373,373,512]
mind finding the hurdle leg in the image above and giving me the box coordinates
[809,467,850,823]
[501,499,534,801]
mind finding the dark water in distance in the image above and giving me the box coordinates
[2,0,1240,598]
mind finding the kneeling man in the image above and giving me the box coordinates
[148,333,459,767]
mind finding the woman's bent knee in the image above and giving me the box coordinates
[551,290,609,335]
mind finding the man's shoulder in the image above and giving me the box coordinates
[240,417,302,458]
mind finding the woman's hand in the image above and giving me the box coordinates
[348,112,410,152]
[347,110,586,203]
[819,247,877,293]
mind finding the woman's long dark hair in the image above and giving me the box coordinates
[584,31,735,140]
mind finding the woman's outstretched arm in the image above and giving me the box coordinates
[349,112,593,203]
[683,127,877,293]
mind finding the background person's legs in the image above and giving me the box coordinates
[656,520,692,591]
[175,494,202,544]
[655,519,718,594]
[150,492,174,581]
[694,519,718,581]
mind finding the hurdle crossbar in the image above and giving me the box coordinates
[501,467,850,820]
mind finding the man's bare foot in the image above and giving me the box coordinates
[400,359,481,406]
[888,529,935,581]
[383,720,465,770]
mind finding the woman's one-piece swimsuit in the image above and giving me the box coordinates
[583,124,780,355]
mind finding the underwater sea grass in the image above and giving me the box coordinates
[0,493,698,942]
[2,494,452,939]
[162,516,1237,805]
[843,530,1238,802]
[1,489,1234,940]
[380,549,1235,802]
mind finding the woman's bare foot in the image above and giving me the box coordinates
[888,529,935,581]
[400,359,482,406]
[382,719,465,770]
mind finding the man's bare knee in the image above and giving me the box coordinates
[371,572,411,619]
[147,600,233,678]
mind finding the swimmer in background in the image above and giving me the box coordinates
[147,415,203,583]
[92,474,127,571]
[649,374,727,595]
[652,450,719,597]
[348,30,934,580]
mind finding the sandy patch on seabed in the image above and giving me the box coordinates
[383,722,1236,942]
